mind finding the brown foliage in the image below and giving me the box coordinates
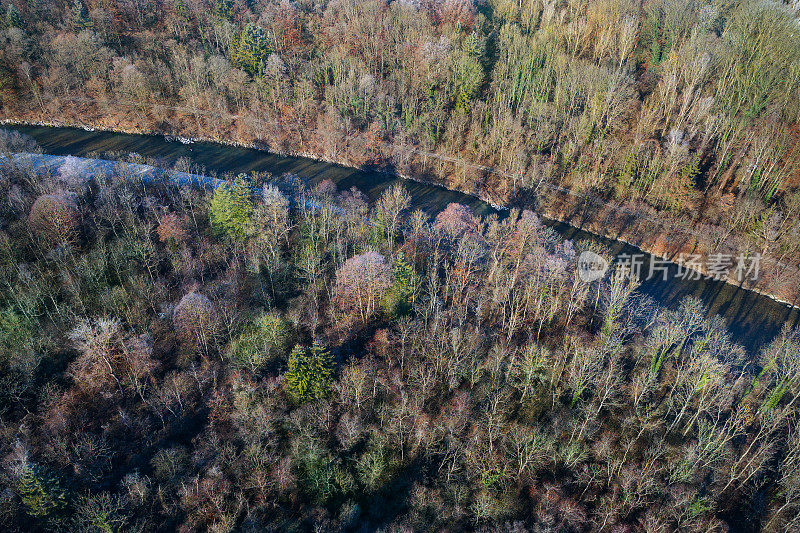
[156,212,189,244]
[67,319,158,396]
[173,292,220,348]
[433,0,476,29]
[28,192,80,246]
[434,202,476,239]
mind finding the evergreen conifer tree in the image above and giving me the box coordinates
[231,23,271,77]
[72,0,92,32]
[213,0,234,22]
[5,4,23,28]
[209,174,254,240]
[284,343,334,404]
[18,464,68,520]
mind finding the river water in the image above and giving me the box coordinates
[6,125,799,354]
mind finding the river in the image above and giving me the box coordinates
[5,124,799,354]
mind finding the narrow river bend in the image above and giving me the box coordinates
[6,125,799,354]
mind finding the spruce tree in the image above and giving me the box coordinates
[213,0,234,22]
[209,174,254,240]
[231,23,271,77]
[381,253,419,316]
[72,0,92,32]
[230,174,254,237]
[18,464,68,520]
[5,4,23,28]
[284,343,334,404]
[209,182,234,237]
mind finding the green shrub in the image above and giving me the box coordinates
[227,311,292,372]
[296,442,355,505]
[0,307,34,361]
[355,444,394,492]
[0,306,43,380]
[480,465,509,492]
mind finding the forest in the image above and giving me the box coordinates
[0,129,799,531]
[1,0,800,531]
[0,0,800,301]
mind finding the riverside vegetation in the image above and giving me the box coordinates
[0,131,799,531]
[1,0,800,302]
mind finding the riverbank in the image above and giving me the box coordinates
[537,190,800,311]
[3,115,799,312]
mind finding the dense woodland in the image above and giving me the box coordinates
[0,130,799,531]
[2,0,800,531]
[1,0,800,288]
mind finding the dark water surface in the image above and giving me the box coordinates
[8,125,800,354]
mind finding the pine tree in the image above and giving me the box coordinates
[381,253,419,316]
[209,174,254,240]
[463,30,482,59]
[614,147,641,198]
[72,0,93,32]
[231,174,254,236]
[670,153,701,211]
[455,85,471,113]
[5,4,23,28]
[209,182,234,236]
[681,153,701,187]
[284,343,334,404]
[231,23,271,77]
[175,0,190,22]
[213,0,233,22]
[453,32,484,114]
[18,464,68,520]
